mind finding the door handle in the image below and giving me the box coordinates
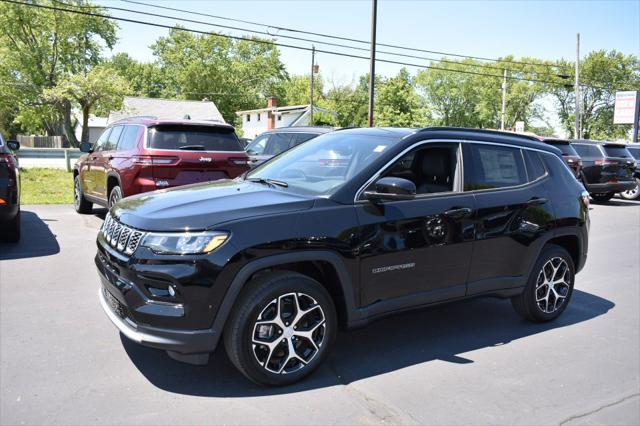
[443,207,473,218]
[527,197,548,206]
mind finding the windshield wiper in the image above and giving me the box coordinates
[246,177,288,188]
[178,144,206,150]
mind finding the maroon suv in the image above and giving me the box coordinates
[74,118,249,213]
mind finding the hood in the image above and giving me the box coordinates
[112,179,315,231]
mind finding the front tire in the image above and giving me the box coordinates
[591,192,614,203]
[74,175,92,214]
[512,244,575,322]
[224,271,337,386]
[619,178,640,200]
[0,209,20,242]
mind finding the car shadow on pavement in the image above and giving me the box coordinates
[122,289,614,397]
[0,210,60,260]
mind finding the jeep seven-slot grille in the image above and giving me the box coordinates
[102,213,145,255]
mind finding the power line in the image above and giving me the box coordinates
[0,0,609,90]
[122,0,561,71]
[57,0,567,80]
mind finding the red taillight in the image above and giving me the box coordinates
[132,155,179,165]
[595,159,617,166]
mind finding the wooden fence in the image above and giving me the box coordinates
[17,135,67,148]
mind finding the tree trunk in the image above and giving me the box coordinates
[61,101,79,147]
[81,105,90,144]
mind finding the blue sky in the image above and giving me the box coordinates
[99,0,640,84]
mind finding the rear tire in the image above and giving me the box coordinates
[619,178,640,200]
[0,209,20,242]
[224,271,337,386]
[74,175,93,214]
[512,244,575,322]
[591,192,614,203]
[108,186,122,209]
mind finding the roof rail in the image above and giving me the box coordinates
[417,126,543,143]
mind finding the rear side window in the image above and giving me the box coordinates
[246,134,270,155]
[117,126,142,151]
[524,150,547,181]
[464,144,527,190]
[603,145,632,158]
[573,144,602,158]
[148,125,242,151]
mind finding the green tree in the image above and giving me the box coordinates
[550,50,640,140]
[151,28,288,125]
[44,66,129,145]
[280,74,324,106]
[105,53,166,98]
[0,0,117,139]
[375,68,425,127]
[324,75,369,127]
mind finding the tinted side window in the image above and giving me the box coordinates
[104,126,123,151]
[246,134,269,155]
[290,133,318,146]
[464,144,527,190]
[265,133,294,155]
[93,128,112,152]
[627,147,640,160]
[524,150,547,181]
[117,126,142,151]
[373,143,460,195]
[603,146,632,158]
[573,144,601,158]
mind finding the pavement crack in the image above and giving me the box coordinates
[558,392,640,425]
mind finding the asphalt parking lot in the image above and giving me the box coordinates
[1,201,639,425]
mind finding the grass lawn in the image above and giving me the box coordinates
[20,168,74,204]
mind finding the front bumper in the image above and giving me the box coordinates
[99,285,218,357]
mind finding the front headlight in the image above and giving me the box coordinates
[141,231,229,255]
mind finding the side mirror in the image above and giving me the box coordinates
[6,140,19,151]
[364,177,416,201]
[79,142,93,153]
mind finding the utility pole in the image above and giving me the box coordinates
[500,69,507,130]
[310,45,315,126]
[575,33,581,139]
[367,0,377,127]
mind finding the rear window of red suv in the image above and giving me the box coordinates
[147,125,243,152]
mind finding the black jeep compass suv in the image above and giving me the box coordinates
[96,127,590,386]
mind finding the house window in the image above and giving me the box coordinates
[257,113,261,122]
[246,114,250,122]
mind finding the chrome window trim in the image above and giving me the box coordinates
[354,138,552,203]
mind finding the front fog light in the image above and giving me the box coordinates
[142,231,229,255]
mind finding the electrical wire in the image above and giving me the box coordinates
[0,0,610,89]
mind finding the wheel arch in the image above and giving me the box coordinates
[106,172,123,197]
[212,251,358,335]
[529,229,584,276]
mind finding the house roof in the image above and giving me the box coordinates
[108,97,225,124]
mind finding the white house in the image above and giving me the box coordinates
[236,97,335,139]
[74,115,108,144]
[108,96,225,124]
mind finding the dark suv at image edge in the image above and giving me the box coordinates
[0,135,21,242]
[96,127,590,386]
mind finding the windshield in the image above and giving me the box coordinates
[603,145,632,158]
[148,125,242,151]
[246,132,394,196]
